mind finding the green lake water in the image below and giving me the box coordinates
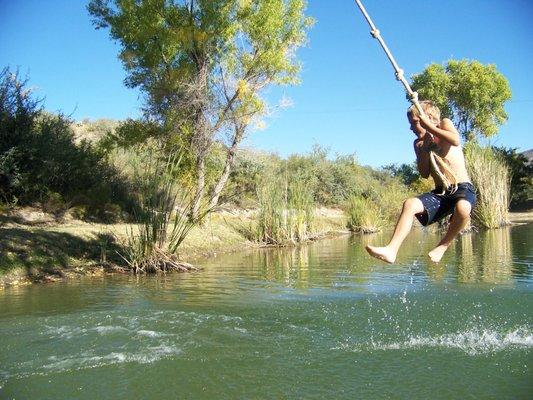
[1,224,532,399]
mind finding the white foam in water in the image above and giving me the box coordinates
[2,344,183,383]
[137,329,167,338]
[2,310,244,384]
[44,325,87,339]
[334,326,533,355]
[44,324,130,338]
[94,325,130,335]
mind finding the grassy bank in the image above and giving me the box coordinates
[0,207,348,287]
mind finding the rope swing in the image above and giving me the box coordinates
[353,0,458,194]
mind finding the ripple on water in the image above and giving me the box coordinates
[0,343,183,386]
[1,344,183,383]
[42,344,182,369]
[1,309,249,384]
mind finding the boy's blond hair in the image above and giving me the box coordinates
[408,100,441,124]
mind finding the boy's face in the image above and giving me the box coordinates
[408,114,425,137]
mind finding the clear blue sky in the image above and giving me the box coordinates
[1,0,532,167]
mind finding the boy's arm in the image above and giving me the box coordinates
[414,138,430,178]
[419,116,461,146]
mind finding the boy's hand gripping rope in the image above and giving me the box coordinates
[353,0,458,194]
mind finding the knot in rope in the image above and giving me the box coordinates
[370,28,380,38]
[395,69,404,81]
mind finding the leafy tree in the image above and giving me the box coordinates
[382,163,419,186]
[88,0,313,219]
[411,59,511,140]
[0,67,133,219]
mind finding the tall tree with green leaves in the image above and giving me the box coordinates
[88,0,313,219]
[411,59,511,141]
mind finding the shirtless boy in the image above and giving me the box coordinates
[366,100,476,263]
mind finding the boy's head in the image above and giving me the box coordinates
[407,100,441,137]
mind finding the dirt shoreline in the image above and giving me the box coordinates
[0,207,349,288]
[1,208,531,289]
[508,211,533,223]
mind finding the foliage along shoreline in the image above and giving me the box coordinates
[0,206,350,288]
[1,206,532,289]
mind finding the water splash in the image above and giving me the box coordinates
[333,326,533,355]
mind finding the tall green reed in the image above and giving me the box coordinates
[465,143,510,228]
[345,194,384,233]
[120,145,209,273]
[287,179,314,242]
[255,176,314,244]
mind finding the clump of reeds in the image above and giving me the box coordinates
[345,194,384,233]
[287,179,314,242]
[255,177,314,245]
[465,143,510,229]
[120,146,207,273]
[256,179,286,244]
[375,181,412,225]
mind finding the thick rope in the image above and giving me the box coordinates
[353,0,458,194]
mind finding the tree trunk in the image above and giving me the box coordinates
[188,61,210,222]
[190,154,205,221]
[209,125,244,210]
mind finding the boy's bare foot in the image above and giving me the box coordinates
[365,245,396,264]
[428,245,448,263]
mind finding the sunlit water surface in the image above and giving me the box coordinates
[1,224,532,399]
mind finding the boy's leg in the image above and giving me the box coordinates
[366,197,425,263]
[428,199,472,262]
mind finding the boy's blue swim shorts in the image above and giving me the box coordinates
[415,182,477,226]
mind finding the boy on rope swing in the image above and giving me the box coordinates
[366,100,476,263]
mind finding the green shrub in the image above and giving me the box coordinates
[0,67,136,220]
[375,180,413,225]
[256,179,286,244]
[219,149,266,208]
[68,205,88,220]
[493,146,533,210]
[42,192,67,217]
[0,148,21,203]
[345,195,384,233]
[287,179,315,242]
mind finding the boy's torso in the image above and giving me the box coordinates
[430,141,471,184]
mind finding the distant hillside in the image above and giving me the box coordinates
[521,149,533,165]
[71,119,120,144]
